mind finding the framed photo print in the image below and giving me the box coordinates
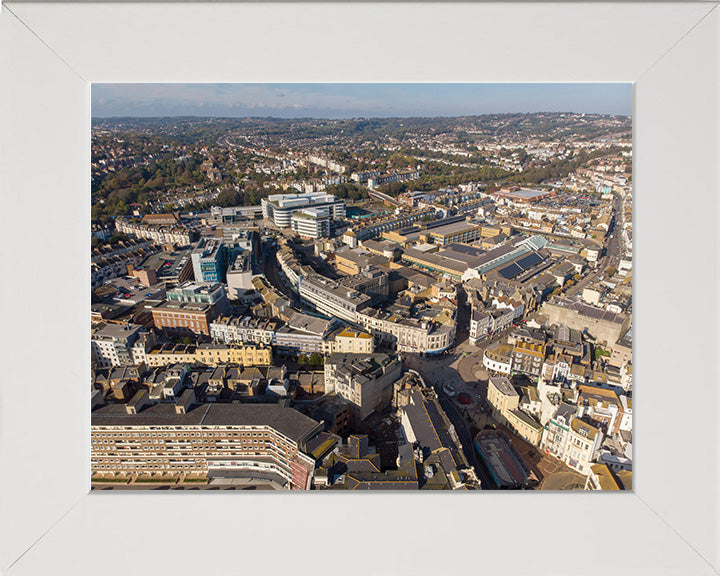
[1,2,718,575]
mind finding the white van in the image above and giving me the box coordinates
[443,384,457,398]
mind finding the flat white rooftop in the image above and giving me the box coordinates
[266,192,338,209]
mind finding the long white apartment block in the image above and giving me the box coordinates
[261,192,345,228]
[291,208,331,239]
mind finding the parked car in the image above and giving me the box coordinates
[443,384,457,398]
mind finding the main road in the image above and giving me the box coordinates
[440,397,496,489]
[565,191,625,298]
[401,315,518,489]
[261,243,302,307]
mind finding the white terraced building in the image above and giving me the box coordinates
[291,208,331,239]
[261,192,345,228]
[355,308,455,355]
[92,323,146,367]
[298,273,370,324]
[209,315,277,345]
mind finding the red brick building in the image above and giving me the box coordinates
[151,301,215,336]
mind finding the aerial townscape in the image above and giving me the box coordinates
[91,106,633,491]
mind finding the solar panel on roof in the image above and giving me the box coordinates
[446,243,485,256]
[498,263,523,279]
[515,252,544,270]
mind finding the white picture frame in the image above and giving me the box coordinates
[1,2,718,575]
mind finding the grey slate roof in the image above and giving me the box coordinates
[402,389,465,468]
[553,401,577,424]
[489,376,518,398]
[91,402,321,442]
[551,297,626,324]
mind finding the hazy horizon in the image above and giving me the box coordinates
[92,111,630,121]
[92,83,632,119]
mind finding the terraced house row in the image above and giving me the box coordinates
[142,342,272,367]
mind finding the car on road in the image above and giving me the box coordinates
[443,384,457,397]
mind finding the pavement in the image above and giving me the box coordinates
[403,321,577,492]
[261,245,302,306]
[401,327,525,490]
[440,397,495,490]
[565,192,625,299]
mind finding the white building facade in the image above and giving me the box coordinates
[262,192,345,228]
[290,209,331,239]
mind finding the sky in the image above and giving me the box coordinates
[92,84,632,119]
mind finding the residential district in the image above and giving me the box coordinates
[91,113,632,491]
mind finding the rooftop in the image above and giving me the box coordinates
[167,281,224,297]
[571,417,600,441]
[402,247,471,275]
[507,408,542,430]
[362,239,400,254]
[474,430,529,488]
[326,353,399,379]
[549,297,627,325]
[138,248,193,279]
[336,328,373,339]
[293,208,328,220]
[494,188,551,201]
[402,388,465,468]
[589,463,622,490]
[153,300,212,313]
[287,310,334,336]
[579,384,620,404]
[191,238,224,259]
[484,343,513,361]
[301,274,371,307]
[92,402,321,442]
[92,323,144,340]
[266,192,339,209]
[489,376,518,397]
[427,220,480,237]
[513,341,545,358]
[335,247,386,268]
